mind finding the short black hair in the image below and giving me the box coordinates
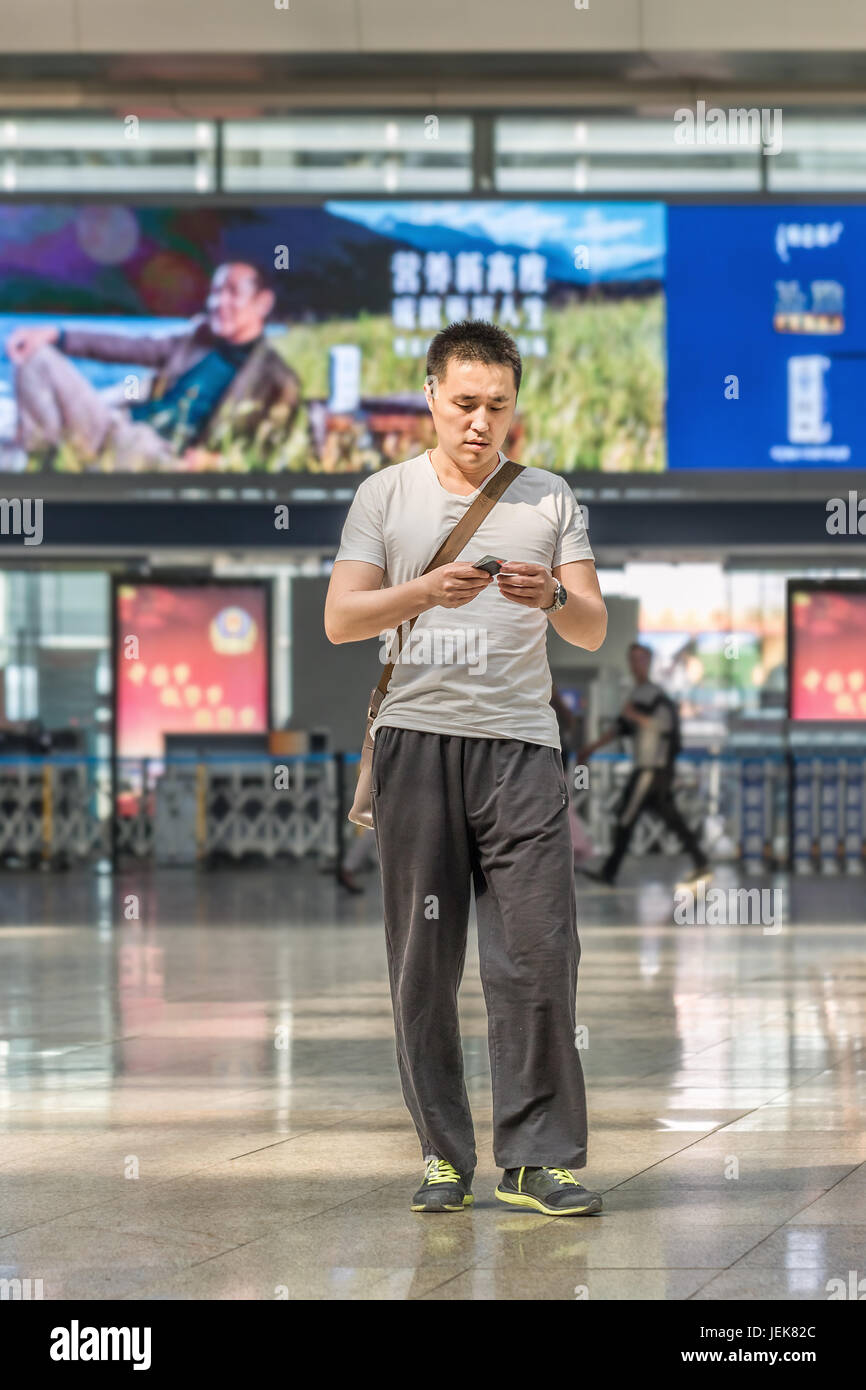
[629,642,653,661]
[426,319,522,395]
[216,260,274,295]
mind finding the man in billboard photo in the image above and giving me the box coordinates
[325,319,608,1217]
[5,261,302,472]
[580,641,711,887]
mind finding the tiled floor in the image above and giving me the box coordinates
[0,860,864,1301]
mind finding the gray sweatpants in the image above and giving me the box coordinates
[371,725,588,1176]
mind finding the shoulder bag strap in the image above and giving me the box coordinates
[373,457,525,700]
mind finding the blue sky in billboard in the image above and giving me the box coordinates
[327,201,666,284]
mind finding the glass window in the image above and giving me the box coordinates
[0,119,216,193]
[494,117,762,192]
[766,118,866,191]
[0,571,109,747]
[223,116,473,193]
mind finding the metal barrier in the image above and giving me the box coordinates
[791,753,866,876]
[115,754,342,864]
[0,755,110,866]
[199,755,339,863]
[0,749,862,872]
[0,753,343,867]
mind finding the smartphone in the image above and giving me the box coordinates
[472,554,504,575]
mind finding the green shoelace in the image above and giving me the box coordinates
[424,1158,462,1186]
[543,1167,580,1186]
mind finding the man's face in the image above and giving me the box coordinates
[206,264,273,343]
[629,647,651,682]
[424,357,517,470]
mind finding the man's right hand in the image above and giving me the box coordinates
[420,562,494,610]
[6,326,60,365]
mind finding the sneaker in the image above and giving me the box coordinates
[410,1158,475,1213]
[495,1166,603,1216]
[676,861,713,891]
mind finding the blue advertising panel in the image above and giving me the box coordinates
[667,205,866,470]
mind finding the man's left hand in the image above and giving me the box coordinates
[496,562,557,609]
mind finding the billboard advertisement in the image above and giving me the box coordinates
[114,581,270,759]
[0,200,665,475]
[4,199,863,477]
[788,583,866,720]
[667,205,866,470]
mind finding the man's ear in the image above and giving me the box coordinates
[423,374,437,413]
[259,288,276,320]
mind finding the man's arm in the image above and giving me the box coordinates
[7,322,186,369]
[324,559,493,644]
[58,324,180,369]
[621,701,655,729]
[549,558,607,651]
[578,725,620,761]
[493,557,606,649]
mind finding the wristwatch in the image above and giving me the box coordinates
[542,579,568,613]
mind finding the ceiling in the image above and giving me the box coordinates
[2,50,866,115]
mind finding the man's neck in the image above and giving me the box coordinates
[428,445,502,496]
[217,326,263,348]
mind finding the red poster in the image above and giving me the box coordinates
[789,589,866,720]
[116,583,269,759]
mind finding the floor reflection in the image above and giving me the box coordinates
[0,862,864,1300]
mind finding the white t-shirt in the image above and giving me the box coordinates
[334,449,595,747]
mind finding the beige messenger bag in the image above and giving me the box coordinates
[348,458,525,827]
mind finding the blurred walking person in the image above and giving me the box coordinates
[579,642,710,888]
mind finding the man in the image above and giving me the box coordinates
[325,319,607,1217]
[5,262,301,471]
[580,642,710,888]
